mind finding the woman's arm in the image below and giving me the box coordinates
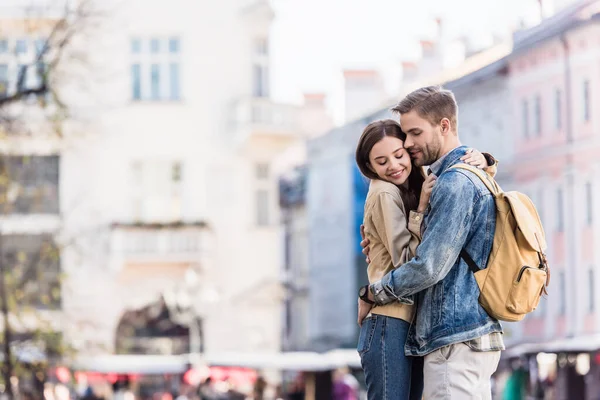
[371,191,420,267]
[460,149,499,177]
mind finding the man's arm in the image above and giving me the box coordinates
[369,171,482,305]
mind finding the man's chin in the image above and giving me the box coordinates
[412,157,425,167]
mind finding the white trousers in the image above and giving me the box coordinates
[423,343,501,399]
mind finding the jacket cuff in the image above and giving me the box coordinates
[408,211,424,239]
[370,280,414,306]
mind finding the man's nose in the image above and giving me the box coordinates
[404,136,413,149]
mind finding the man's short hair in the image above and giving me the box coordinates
[391,85,458,131]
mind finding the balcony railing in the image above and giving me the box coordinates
[110,223,209,264]
[233,97,301,144]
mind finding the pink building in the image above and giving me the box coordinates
[442,2,600,396]
[496,1,600,396]
[508,0,600,343]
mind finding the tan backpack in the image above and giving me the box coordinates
[450,164,550,322]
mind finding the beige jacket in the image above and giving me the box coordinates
[362,179,423,322]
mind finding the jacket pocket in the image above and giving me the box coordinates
[357,315,377,355]
[506,266,547,314]
[431,281,444,328]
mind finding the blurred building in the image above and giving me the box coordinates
[68,0,307,357]
[0,8,64,365]
[0,0,314,363]
[506,0,600,344]
[279,166,309,351]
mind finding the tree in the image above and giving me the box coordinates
[0,1,103,398]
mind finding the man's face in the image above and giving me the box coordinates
[399,110,443,167]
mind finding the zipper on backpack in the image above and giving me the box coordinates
[516,266,530,282]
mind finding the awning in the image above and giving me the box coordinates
[199,349,361,371]
[72,354,189,374]
[71,349,360,375]
[71,349,362,374]
[504,334,600,358]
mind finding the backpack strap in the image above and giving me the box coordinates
[449,163,502,196]
[449,164,499,274]
[460,249,480,273]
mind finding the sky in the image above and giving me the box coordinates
[269,0,549,123]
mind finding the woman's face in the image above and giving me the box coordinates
[368,135,412,185]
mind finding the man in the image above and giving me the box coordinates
[359,86,503,399]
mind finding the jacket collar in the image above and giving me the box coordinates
[429,145,469,176]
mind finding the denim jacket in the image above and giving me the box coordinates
[369,146,503,356]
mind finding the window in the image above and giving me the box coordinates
[559,270,566,315]
[15,39,27,55]
[252,37,269,98]
[583,80,591,122]
[131,160,183,222]
[1,234,61,309]
[557,188,564,232]
[536,290,546,317]
[534,95,542,136]
[256,189,269,226]
[169,63,180,100]
[255,38,268,55]
[150,64,160,100]
[131,38,142,54]
[586,182,593,225]
[555,89,562,130]
[589,268,595,313]
[256,163,269,180]
[0,39,7,53]
[168,38,180,54]
[33,62,47,89]
[0,64,7,97]
[150,38,161,53]
[172,162,182,182]
[131,64,141,100]
[0,155,60,214]
[522,99,529,138]
[537,188,544,224]
[17,64,27,90]
[34,39,45,56]
[130,36,181,101]
[253,64,269,98]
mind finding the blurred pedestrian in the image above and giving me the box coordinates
[252,376,266,400]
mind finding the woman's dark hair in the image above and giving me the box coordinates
[355,119,426,214]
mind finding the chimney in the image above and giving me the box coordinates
[418,38,443,78]
[401,61,419,84]
[420,39,436,58]
[343,69,387,123]
[300,92,333,138]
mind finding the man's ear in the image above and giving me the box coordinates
[440,118,451,136]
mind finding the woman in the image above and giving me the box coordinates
[354,119,496,400]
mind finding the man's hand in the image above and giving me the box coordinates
[360,224,371,263]
[357,298,374,327]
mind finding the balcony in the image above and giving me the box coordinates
[110,222,210,266]
[232,97,302,151]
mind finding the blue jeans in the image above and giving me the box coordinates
[357,315,424,400]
